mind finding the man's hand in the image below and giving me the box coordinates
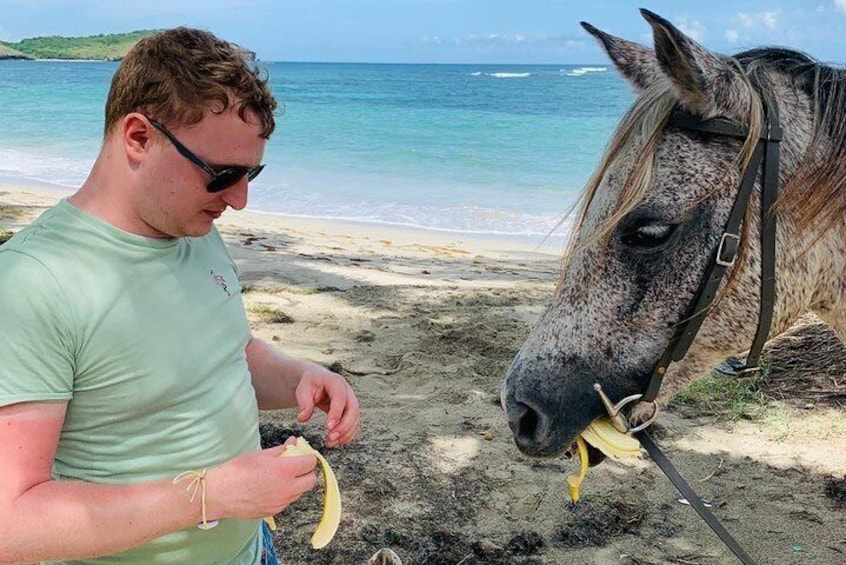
[246,337,361,447]
[294,364,361,448]
[206,438,318,521]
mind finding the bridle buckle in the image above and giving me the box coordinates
[593,383,658,434]
[715,232,740,267]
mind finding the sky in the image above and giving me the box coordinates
[1,0,845,65]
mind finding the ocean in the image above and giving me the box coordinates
[0,60,634,241]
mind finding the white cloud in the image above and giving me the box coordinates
[422,31,587,59]
[738,11,781,30]
[836,0,846,14]
[454,32,560,48]
[763,11,779,29]
[674,17,706,42]
[728,9,784,47]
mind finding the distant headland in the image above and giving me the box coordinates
[0,30,256,61]
[0,30,160,61]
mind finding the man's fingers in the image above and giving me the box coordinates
[327,387,360,445]
[322,380,351,429]
[272,451,318,476]
[287,453,318,475]
[334,418,361,446]
[328,383,358,429]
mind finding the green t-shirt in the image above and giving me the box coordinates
[0,199,263,564]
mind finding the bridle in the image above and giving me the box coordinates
[595,90,782,432]
[595,89,782,565]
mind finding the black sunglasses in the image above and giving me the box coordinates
[147,118,265,193]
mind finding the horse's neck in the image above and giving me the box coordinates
[807,218,846,338]
[775,187,845,340]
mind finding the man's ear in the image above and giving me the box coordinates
[120,113,153,165]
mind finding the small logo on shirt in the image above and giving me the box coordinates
[211,269,232,296]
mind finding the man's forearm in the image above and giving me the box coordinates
[0,476,204,563]
[246,337,310,410]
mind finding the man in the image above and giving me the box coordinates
[0,27,360,564]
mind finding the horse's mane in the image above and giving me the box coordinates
[560,46,845,282]
[737,47,846,236]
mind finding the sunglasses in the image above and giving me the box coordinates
[147,118,265,193]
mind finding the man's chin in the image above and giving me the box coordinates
[187,225,214,237]
[183,216,217,237]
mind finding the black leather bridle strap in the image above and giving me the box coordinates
[637,431,757,565]
[642,99,781,403]
[642,124,765,401]
[666,111,749,139]
[745,97,781,365]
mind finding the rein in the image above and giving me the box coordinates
[596,92,782,565]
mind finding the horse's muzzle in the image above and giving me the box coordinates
[501,363,604,457]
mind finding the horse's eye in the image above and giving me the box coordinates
[621,222,676,248]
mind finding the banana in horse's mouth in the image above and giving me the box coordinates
[567,418,642,503]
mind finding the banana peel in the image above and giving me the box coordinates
[581,418,641,458]
[566,437,590,503]
[264,437,341,549]
[567,417,642,503]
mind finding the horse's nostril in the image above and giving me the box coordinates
[508,400,552,452]
[517,404,539,439]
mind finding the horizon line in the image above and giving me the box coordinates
[3,57,609,67]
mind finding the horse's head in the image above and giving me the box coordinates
[502,9,794,458]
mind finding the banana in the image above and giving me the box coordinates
[567,417,642,502]
[581,418,641,458]
[264,436,342,549]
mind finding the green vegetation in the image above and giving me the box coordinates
[0,43,33,59]
[0,30,160,61]
[670,366,768,420]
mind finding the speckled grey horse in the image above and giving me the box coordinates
[501,9,846,459]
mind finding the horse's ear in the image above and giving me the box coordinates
[580,21,662,93]
[640,9,740,116]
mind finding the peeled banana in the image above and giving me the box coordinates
[264,436,341,549]
[567,417,642,502]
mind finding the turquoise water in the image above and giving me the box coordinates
[0,60,634,238]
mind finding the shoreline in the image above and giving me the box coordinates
[0,181,568,259]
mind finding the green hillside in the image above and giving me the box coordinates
[0,43,33,59]
[0,30,160,61]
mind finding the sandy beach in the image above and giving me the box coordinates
[2,184,845,565]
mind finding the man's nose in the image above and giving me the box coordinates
[220,178,249,210]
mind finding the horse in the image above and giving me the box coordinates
[501,9,846,460]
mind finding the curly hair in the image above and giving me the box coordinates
[104,27,277,138]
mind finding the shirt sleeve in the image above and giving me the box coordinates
[0,250,75,407]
